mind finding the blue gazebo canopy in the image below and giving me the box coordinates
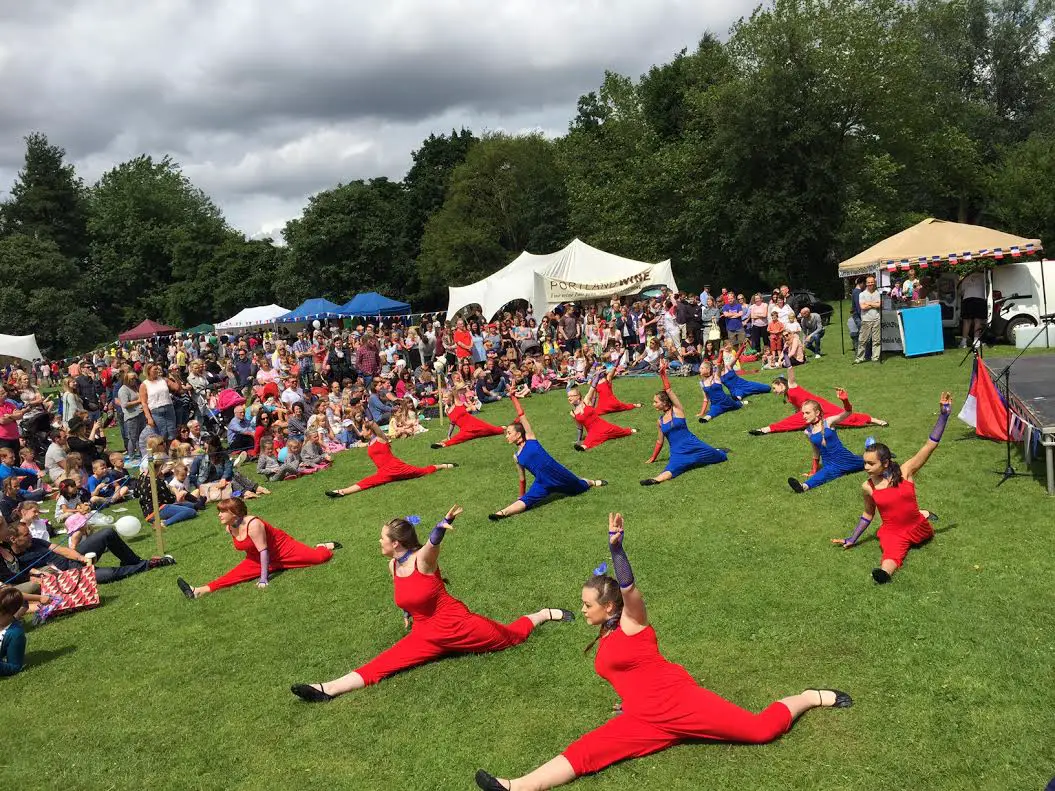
[340,292,411,317]
[278,298,346,323]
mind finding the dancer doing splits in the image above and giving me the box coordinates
[490,395,606,520]
[719,346,772,399]
[325,421,455,497]
[592,365,641,415]
[696,360,743,423]
[831,392,951,584]
[290,505,575,702]
[641,361,726,486]
[749,367,887,434]
[786,389,864,493]
[474,514,852,791]
[176,497,339,598]
[568,381,636,452]
[432,389,505,448]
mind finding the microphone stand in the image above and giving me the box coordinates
[994,316,1054,486]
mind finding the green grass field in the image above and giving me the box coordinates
[4,338,1054,791]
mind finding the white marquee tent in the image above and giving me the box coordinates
[447,239,679,320]
[0,333,43,362]
[215,304,290,331]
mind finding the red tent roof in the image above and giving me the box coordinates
[118,319,179,341]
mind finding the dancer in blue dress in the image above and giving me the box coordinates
[642,361,728,486]
[490,395,607,520]
[787,390,864,493]
[696,361,743,423]
[719,344,772,399]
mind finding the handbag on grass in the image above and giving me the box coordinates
[39,565,100,616]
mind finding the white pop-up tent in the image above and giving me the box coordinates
[446,239,679,320]
[0,333,43,362]
[215,304,290,331]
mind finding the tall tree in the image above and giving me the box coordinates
[403,130,477,258]
[0,132,89,262]
[416,133,569,305]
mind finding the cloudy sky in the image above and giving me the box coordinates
[0,1,754,238]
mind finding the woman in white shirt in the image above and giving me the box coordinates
[139,363,178,441]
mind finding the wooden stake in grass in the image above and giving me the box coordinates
[147,455,165,556]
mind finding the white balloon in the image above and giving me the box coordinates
[433,358,446,373]
[114,515,142,538]
[312,320,322,329]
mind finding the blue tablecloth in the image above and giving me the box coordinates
[897,303,944,357]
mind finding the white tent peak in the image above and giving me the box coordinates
[0,334,43,362]
[215,304,290,331]
[447,238,678,319]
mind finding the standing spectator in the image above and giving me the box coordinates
[558,307,581,353]
[60,377,83,430]
[292,330,315,389]
[324,337,355,384]
[800,307,825,359]
[722,298,746,347]
[854,275,882,364]
[452,318,473,367]
[0,386,23,456]
[959,270,988,348]
[232,348,254,390]
[140,363,180,440]
[850,276,865,352]
[75,364,104,424]
[355,334,382,388]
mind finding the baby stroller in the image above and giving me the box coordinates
[190,384,233,440]
[215,388,247,427]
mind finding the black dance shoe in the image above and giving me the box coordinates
[871,568,892,584]
[810,689,854,708]
[787,477,805,494]
[748,429,764,436]
[324,490,345,498]
[474,770,509,790]
[176,577,196,600]
[430,442,445,449]
[640,478,660,486]
[290,683,334,703]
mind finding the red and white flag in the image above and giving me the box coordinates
[958,357,1013,441]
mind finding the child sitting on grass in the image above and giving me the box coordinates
[300,431,333,468]
[0,587,27,677]
[256,437,300,482]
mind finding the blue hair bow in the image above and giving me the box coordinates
[864,435,876,450]
[406,515,421,526]
[592,561,608,577]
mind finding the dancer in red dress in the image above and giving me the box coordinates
[290,505,575,702]
[749,366,888,434]
[568,381,636,452]
[832,391,951,584]
[592,365,641,415]
[325,421,455,497]
[475,513,852,790]
[431,389,505,448]
[176,497,339,598]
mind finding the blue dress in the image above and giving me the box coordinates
[516,439,590,508]
[662,415,727,477]
[701,380,741,419]
[720,370,772,399]
[803,421,865,489]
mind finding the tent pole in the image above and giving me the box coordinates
[839,290,845,355]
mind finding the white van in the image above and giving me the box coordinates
[933,259,1054,343]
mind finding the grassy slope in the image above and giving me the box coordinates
[3,335,1054,791]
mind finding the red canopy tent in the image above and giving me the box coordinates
[118,319,179,341]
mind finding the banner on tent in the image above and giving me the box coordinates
[544,269,657,303]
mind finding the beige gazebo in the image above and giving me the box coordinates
[839,218,1042,278]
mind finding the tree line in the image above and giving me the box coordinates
[2,0,1052,357]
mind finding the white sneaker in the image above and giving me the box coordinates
[814,354,821,360]
[232,451,248,467]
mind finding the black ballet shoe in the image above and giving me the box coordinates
[748,428,765,435]
[488,512,507,521]
[176,577,196,600]
[640,478,660,486]
[811,689,853,708]
[788,477,805,494]
[547,608,575,623]
[290,683,333,703]
[573,444,587,452]
[324,490,345,498]
[871,568,892,584]
[330,542,343,550]
[430,442,445,449]
[698,416,711,424]
[475,770,509,791]
[924,511,939,523]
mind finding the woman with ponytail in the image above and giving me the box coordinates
[290,506,574,702]
[749,366,887,434]
[474,514,853,790]
[489,395,607,520]
[786,390,865,493]
[592,364,641,415]
[641,360,726,486]
[832,392,952,583]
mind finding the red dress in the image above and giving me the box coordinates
[354,440,438,490]
[869,479,934,567]
[766,385,876,432]
[442,404,504,446]
[206,519,333,591]
[574,404,633,449]
[562,626,793,776]
[594,380,638,415]
[354,566,534,685]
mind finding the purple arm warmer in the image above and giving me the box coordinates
[258,549,270,585]
[609,535,635,590]
[429,518,453,546]
[930,403,951,442]
[844,515,872,546]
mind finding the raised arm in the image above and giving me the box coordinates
[658,360,684,413]
[827,387,854,426]
[901,392,952,480]
[608,514,647,632]
[509,394,535,440]
[417,505,462,574]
